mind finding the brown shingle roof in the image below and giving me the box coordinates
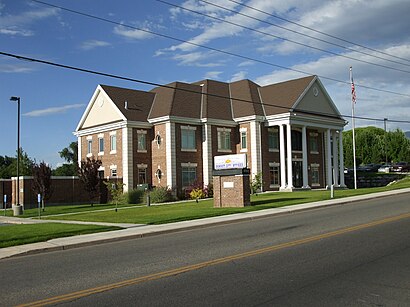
[259,75,315,116]
[193,79,233,121]
[230,79,264,118]
[100,84,155,122]
[100,75,324,123]
[149,82,202,120]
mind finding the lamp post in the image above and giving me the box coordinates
[10,96,22,216]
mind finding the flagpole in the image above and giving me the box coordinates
[350,66,357,190]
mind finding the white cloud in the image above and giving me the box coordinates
[228,70,247,82]
[113,21,155,40]
[172,51,224,67]
[80,40,111,50]
[23,104,85,117]
[204,71,223,79]
[0,5,59,36]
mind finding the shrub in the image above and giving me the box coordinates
[190,188,206,200]
[128,189,145,204]
[149,186,173,204]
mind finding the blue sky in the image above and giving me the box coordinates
[1,0,410,167]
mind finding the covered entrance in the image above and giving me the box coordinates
[292,160,303,188]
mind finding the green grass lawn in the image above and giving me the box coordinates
[36,176,410,225]
[1,177,409,249]
[0,223,121,248]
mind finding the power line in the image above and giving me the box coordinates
[225,0,410,65]
[162,0,410,74]
[29,0,410,99]
[1,50,410,125]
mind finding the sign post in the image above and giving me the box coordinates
[37,194,41,219]
[3,195,6,216]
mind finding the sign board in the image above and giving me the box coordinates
[214,154,247,170]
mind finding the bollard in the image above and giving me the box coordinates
[146,193,151,207]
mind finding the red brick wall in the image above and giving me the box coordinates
[151,124,167,187]
[213,174,250,207]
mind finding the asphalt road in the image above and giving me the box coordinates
[1,192,410,306]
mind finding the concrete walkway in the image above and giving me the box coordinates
[1,188,410,260]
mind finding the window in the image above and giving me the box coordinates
[155,134,162,146]
[181,127,196,150]
[110,168,117,177]
[137,131,147,152]
[269,162,280,186]
[155,169,162,181]
[217,129,231,152]
[240,130,247,150]
[182,166,197,187]
[98,137,104,154]
[291,130,302,151]
[110,134,117,153]
[138,168,146,184]
[87,139,92,155]
[268,128,279,151]
[311,164,320,186]
[309,132,319,153]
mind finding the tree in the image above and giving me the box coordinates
[104,181,125,212]
[78,157,102,206]
[0,149,34,179]
[250,173,263,194]
[343,126,410,167]
[54,141,78,176]
[32,161,53,211]
[59,141,78,164]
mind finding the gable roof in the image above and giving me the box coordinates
[76,75,343,132]
[100,85,155,122]
[259,75,316,116]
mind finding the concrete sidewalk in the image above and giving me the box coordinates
[1,188,410,260]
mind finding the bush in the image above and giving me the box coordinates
[118,189,144,205]
[149,186,173,204]
[190,188,206,200]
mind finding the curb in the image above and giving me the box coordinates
[1,188,410,260]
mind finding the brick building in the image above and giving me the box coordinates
[74,75,346,195]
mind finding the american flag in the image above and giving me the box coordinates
[350,68,356,104]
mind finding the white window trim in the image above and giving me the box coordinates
[181,162,198,167]
[137,163,148,169]
[181,126,197,152]
[86,136,93,140]
[98,136,104,156]
[137,131,147,153]
[217,128,232,153]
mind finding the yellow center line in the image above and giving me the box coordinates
[17,212,410,307]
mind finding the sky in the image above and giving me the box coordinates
[1,0,410,168]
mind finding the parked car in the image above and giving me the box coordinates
[357,163,382,173]
[378,164,392,173]
[391,162,410,172]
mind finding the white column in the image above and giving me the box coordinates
[122,127,133,192]
[250,121,262,181]
[166,122,176,189]
[332,131,339,186]
[302,126,309,188]
[339,130,346,187]
[279,124,286,189]
[202,123,212,187]
[286,124,293,189]
[77,136,82,167]
[326,128,332,189]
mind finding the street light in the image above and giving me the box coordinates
[10,96,22,216]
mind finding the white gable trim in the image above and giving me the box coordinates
[75,85,127,132]
[291,76,342,117]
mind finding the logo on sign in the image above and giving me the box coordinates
[214,154,247,170]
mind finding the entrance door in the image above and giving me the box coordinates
[292,161,303,188]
